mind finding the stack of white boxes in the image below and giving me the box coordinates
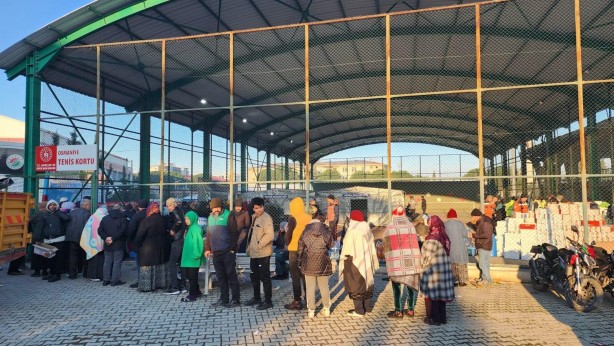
[476,203,611,260]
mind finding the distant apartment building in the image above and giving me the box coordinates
[149,163,190,177]
[314,159,387,179]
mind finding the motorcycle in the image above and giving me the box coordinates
[529,237,603,312]
[570,226,614,299]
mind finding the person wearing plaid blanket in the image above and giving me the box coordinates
[420,215,455,326]
[383,206,422,319]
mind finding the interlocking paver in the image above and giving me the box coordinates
[2,261,614,345]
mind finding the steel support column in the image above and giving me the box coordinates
[203,131,211,181]
[23,53,41,200]
[284,157,290,189]
[520,144,528,193]
[587,110,599,200]
[266,151,271,190]
[502,151,509,193]
[139,113,151,199]
[475,4,485,208]
[574,0,589,242]
[545,132,555,195]
[241,142,247,192]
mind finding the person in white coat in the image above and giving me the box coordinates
[339,210,379,317]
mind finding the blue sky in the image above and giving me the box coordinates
[0,1,91,121]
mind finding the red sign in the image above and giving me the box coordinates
[35,146,57,172]
[519,224,536,230]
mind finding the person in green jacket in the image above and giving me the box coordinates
[180,211,204,302]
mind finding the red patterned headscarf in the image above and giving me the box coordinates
[426,215,451,256]
[146,202,160,217]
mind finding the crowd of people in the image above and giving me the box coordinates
[7,192,504,326]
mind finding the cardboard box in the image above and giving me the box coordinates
[33,243,58,258]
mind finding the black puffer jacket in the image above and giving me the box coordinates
[38,203,70,240]
[98,209,129,251]
[65,208,91,243]
[297,220,333,276]
[167,208,186,241]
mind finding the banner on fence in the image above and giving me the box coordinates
[35,145,96,172]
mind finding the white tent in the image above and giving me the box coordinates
[316,186,404,227]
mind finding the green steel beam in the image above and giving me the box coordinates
[23,54,41,199]
[5,0,171,80]
[140,114,151,199]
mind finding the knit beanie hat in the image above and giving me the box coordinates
[209,198,223,209]
[233,198,243,207]
[447,208,458,218]
[350,210,365,222]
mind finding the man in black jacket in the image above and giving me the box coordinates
[99,204,129,286]
[165,197,187,295]
[65,199,91,279]
[127,199,148,288]
[37,200,71,282]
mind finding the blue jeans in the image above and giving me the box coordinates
[477,248,492,283]
[103,250,124,282]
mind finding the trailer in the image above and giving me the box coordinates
[0,192,33,265]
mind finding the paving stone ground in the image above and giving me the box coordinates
[1,261,614,346]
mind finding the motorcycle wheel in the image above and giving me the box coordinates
[530,258,549,292]
[565,276,604,312]
[531,273,548,292]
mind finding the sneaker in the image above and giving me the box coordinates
[224,300,241,308]
[31,272,41,277]
[322,307,330,317]
[181,295,197,302]
[347,309,364,317]
[284,299,303,310]
[244,298,262,306]
[163,289,181,295]
[256,302,273,310]
[42,274,51,280]
[129,283,138,288]
[211,299,228,307]
[102,281,111,286]
[180,288,188,294]
[111,281,126,287]
[47,275,61,283]
[91,278,101,282]
[308,309,315,318]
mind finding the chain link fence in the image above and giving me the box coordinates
[27,0,614,246]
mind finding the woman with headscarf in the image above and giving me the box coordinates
[383,206,422,319]
[81,206,108,281]
[420,215,454,325]
[180,211,204,302]
[339,210,379,317]
[134,203,171,292]
[444,209,470,287]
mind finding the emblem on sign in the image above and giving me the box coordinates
[39,147,53,162]
[6,154,24,170]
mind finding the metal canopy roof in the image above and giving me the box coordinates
[1,0,613,163]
